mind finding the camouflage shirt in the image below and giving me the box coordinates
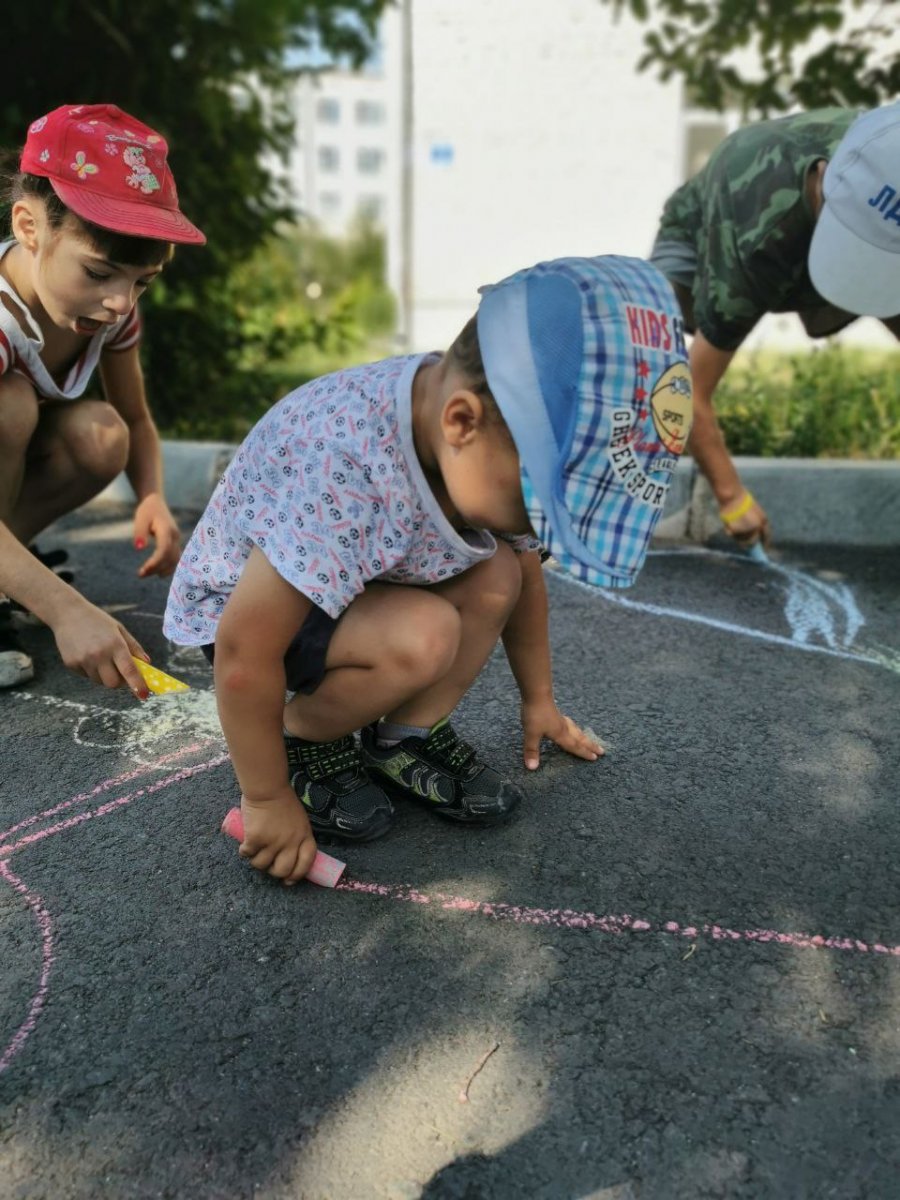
[655,108,859,350]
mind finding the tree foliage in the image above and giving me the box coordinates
[1,0,388,426]
[606,0,900,115]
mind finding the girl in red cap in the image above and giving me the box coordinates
[0,103,205,693]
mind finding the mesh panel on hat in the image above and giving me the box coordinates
[524,272,584,448]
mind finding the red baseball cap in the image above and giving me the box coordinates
[19,103,206,245]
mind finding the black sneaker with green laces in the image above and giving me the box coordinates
[0,600,34,689]
[360,719,522,824]
[285,732,394,842]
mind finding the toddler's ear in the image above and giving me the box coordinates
[441,388,485,445]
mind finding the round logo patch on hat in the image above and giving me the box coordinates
[650,362,693,456]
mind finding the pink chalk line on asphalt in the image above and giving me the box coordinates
[0,742,211,845]
[0,752,230,1075]
[3,754,900,1078]
[0,753,230,860]
[0,861,53,1076]
[336,880,900,958]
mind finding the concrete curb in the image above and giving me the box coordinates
[95,442,900,548]
[656,457,900,547]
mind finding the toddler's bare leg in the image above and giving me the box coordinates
[284,583,462,742]
[385,539,522,726]
[8,399,129,544]
[285,541,523,741]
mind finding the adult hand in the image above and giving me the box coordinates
[52,597,151,695]
[133,493,182,578]
[520,697,605,771]
[718,490,771,548]
[238,787,318,885]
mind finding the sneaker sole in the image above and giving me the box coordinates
[0,652,35,688]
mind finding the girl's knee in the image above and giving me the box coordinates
[0,375,40,453]
[65,403,130,481]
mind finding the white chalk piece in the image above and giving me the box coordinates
[220,806,346,888]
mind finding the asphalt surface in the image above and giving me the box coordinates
[2,503,900,1200]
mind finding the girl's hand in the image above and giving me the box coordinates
[520,698,605,771]
[53,597,151,695]
[238,787,318,886]
[133,494,182,578]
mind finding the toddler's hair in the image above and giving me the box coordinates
[446,315,509,432]
[2,155,173,268]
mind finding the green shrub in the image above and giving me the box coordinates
[153,219,397,442]
[715,346,900,458]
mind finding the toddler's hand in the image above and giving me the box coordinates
[238,788,318,886]
[520,698,604,771]
[134,494,182,578]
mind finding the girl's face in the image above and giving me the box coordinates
[18,208,163,335]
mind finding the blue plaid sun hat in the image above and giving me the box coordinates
[476,255,692,589]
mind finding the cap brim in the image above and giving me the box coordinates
[809,203,900,318]
[51,179,206,245]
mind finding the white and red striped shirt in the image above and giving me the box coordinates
[0,239,141,400]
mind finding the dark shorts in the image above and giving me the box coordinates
[201,603,339,695]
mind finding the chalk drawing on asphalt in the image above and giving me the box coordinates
[554,547,900,676]
[5,687,224,763]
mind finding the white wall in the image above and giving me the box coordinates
[387,0,685,351]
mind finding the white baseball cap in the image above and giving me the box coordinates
[808,101,900,318]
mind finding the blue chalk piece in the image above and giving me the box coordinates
[745,542,770,565]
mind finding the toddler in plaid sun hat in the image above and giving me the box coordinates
[477,255,692,589]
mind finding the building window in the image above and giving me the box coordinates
[319,192,341,218]
[355,100,385,126]
[357,147,384,175]
[358,194,384,222]
[316,97,340,124]
[318,145,340,173]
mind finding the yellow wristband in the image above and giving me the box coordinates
[719,490,755,525]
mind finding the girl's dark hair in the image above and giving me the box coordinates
[3,159,173,268]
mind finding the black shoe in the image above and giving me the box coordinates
[360,719,522,824]
[0,600,35,688]
[286,732,393,842]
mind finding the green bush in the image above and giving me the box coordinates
[153,219,397,442]
[716,346,900,458]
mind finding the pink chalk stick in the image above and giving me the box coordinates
[220,807,346,888]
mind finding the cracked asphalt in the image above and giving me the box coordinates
[2,503,900,1199]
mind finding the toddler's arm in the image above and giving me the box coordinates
[501,550,603,770]
[213,546,318,885]
[99,347,182,577]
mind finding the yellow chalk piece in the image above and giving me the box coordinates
[131,656,190,695]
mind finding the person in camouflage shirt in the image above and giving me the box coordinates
[650,105,900,547]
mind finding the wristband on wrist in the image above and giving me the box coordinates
[719,490,755,525]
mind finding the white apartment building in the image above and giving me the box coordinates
[286,68,392,234]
